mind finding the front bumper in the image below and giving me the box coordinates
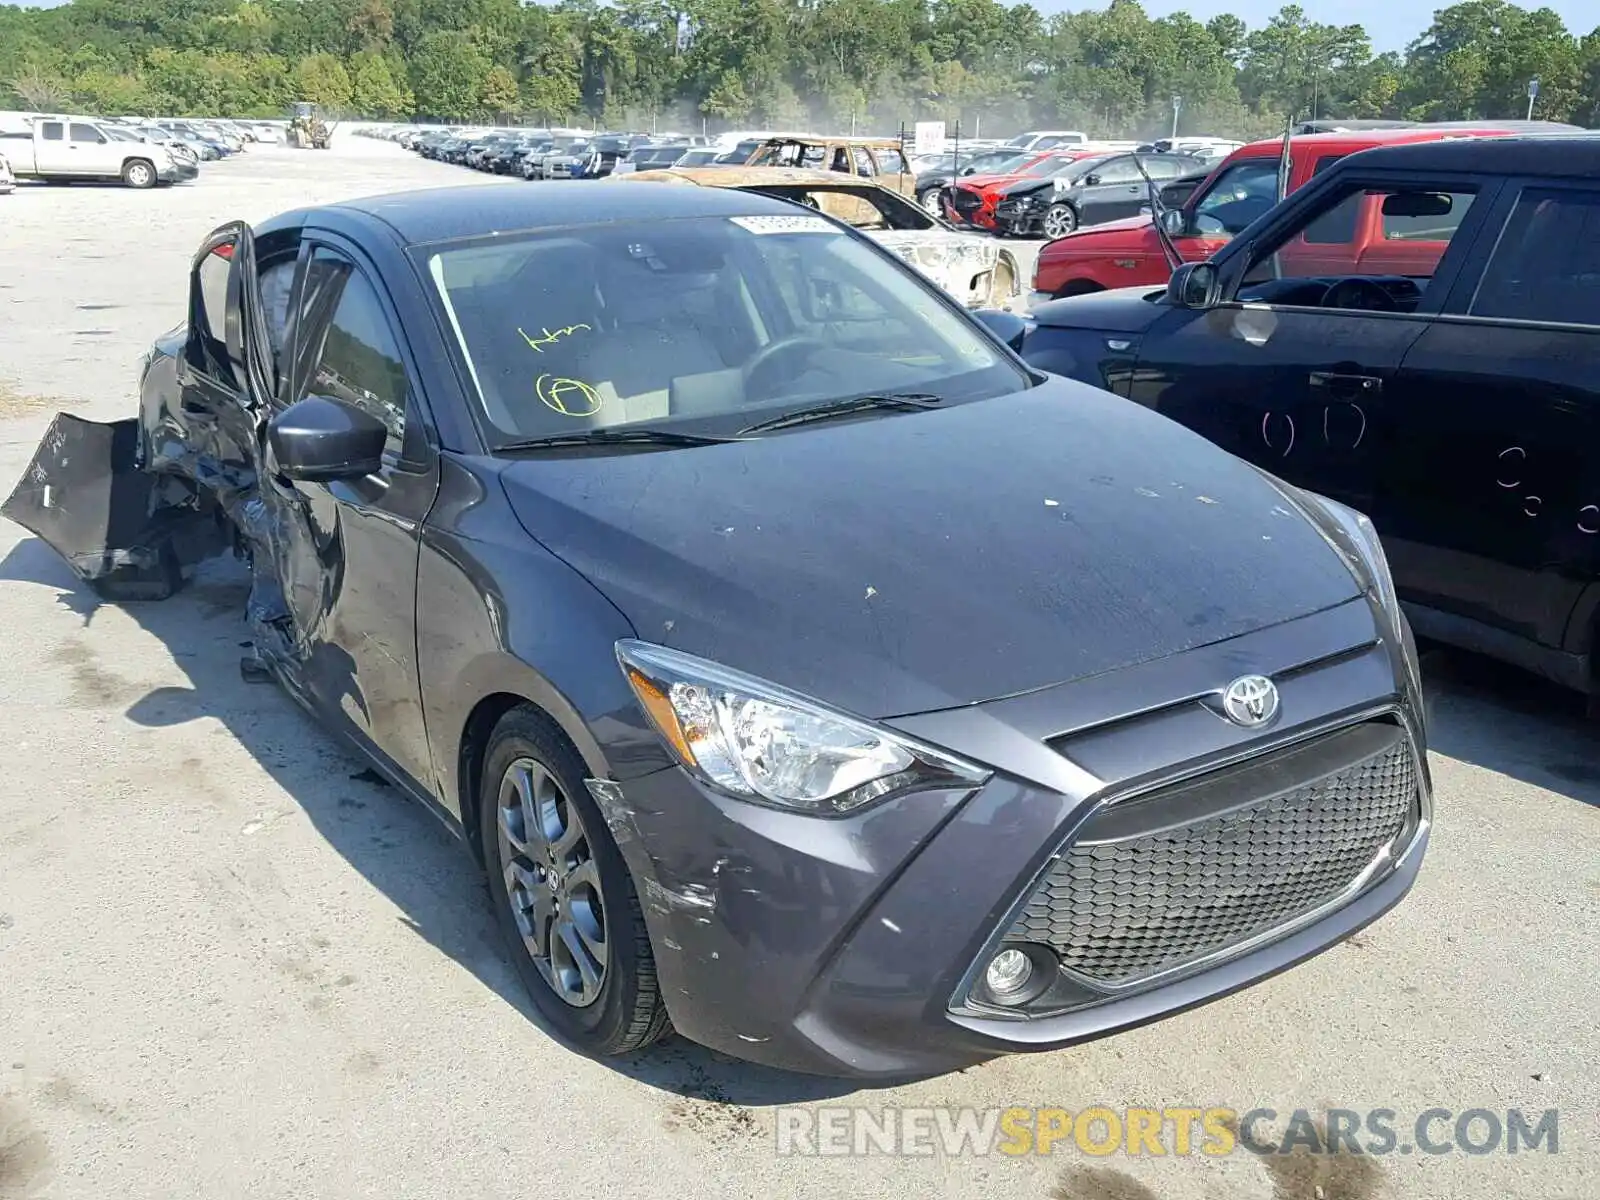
[995,201,1044,235]
[158,158,198,182]
[595,597,1429,1078]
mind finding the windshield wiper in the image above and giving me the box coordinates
[494,428,739,452]
[739,393,943,435]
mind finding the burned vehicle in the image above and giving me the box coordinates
[744,135,916,198]
[4,183,1429,1079]
[613,166,1023,308]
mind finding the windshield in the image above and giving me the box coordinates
[422,214,1026,447]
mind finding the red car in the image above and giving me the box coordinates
[944,150,1093,231]
[1028,126,1526,303]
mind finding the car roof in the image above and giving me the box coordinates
[1340,133,1600,178]
[625,166,899,190]
[318,180,808,244]
[1232,127,1525,157]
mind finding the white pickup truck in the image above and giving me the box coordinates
[2,118,196,188]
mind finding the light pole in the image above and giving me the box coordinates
[1171,95,1182,139]
[1527,77,1539,120]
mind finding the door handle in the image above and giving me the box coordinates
[1310,372,1382,398]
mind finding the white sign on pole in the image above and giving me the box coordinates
[913,121,946,157]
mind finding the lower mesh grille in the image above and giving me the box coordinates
[1009,730,1417,988]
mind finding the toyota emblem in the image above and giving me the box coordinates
[1222,675,1280,728]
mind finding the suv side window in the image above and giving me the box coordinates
[1470,187,1600,327]
[300,249,410,452]
[1191,160,1280,236]
[1091,157,1140,185]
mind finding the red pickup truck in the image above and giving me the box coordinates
[1028,127,1521,304]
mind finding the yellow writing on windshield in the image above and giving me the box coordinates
[518,323,592,353]
[536,373,602,417]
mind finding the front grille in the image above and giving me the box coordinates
[1008,723,1417,989]
[951,189,982,217]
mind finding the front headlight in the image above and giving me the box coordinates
[1293,488,1400,619]
[616,640,990,815]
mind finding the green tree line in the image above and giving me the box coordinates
[1,0,1596,138]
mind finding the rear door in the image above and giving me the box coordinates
[1129,169,1495,515]
[1381,180,1600,664]
[33,120,73,174]
[1076,155,1146,224]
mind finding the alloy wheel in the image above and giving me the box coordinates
[920,189,942,215]
[1044,204,1078,239]
[496,757,609,1008]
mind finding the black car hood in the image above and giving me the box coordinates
[499,379,1361,719]
[998,178,1053,200]
[1031,284,1171,332]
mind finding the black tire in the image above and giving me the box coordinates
[918,187,942,215]
[122,158,157,189]
[480,704,670,1056]
[1042,202,1078,239]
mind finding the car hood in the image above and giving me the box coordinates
[1030,284,1171,332]
[958,172,1029,192]
[866,229,998,279]
[1046,214,1157,246]
[997,178,1054,199]
[498,378,1362,720]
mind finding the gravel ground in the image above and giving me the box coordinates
[0,136,1595,1200]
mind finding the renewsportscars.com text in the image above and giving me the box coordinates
[774,1106,1561,1158]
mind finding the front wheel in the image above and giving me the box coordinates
[123,159,156,189]
[1043,203,1078,239]
[480,706,671,1056]
[918,187,942,215]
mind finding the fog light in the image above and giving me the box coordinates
[985,948,1033,996]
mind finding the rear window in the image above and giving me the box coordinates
[1471,186,1600,326]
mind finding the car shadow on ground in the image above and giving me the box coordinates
[1418,642,1600,809]
[0,536,857,1108]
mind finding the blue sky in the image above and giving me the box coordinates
[11,0,1598,53]
[1133,1,1595,52]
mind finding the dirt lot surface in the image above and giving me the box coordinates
[0,136,1595,1200]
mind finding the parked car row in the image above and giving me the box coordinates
[359,123,742,180]
[932,143,1232,238]
[0,112,275,189]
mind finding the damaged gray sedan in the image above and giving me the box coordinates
[5,183,1431,1078]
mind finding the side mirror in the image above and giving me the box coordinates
[1167,262,1220,310]
[972,307,1028,352]
[1083,173,1102,187]
[268,394,388,482]
[1160,208,1188,236]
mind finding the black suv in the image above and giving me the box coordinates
[1022,135,1600,697]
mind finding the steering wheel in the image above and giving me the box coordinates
[1321,277,1400,313]
[743,335,831,396]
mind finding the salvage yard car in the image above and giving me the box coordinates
[4,182,1430,1079]
[613,165,1023,308]
[1023,134,1600,701]
[4,116,195,187]
[745,135,915,198]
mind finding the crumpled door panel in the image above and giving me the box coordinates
[2,220,325,688]
[2,412,227,599]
